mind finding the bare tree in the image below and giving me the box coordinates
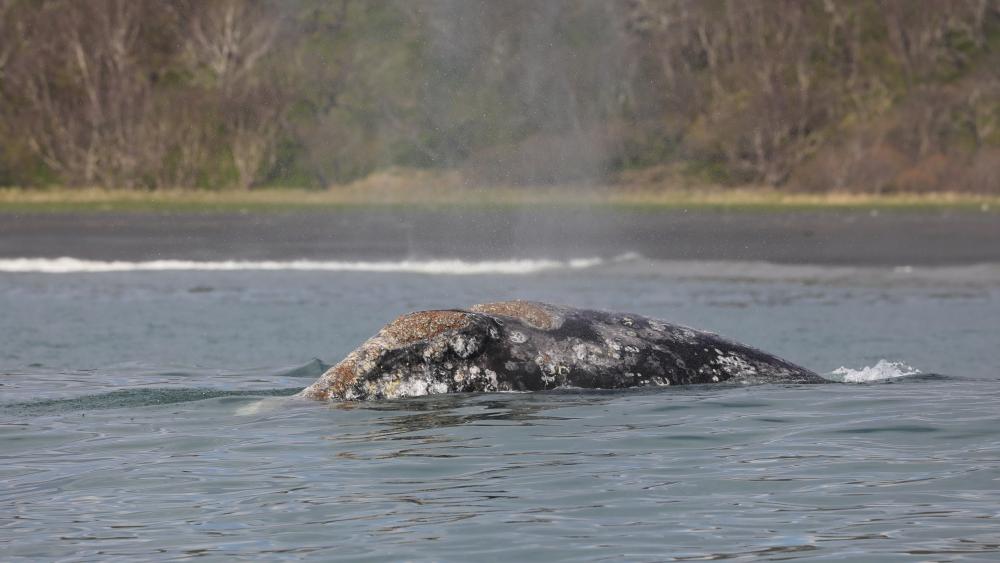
[2,0,169,187]
[184,0,282,188]
[186,0,278,95]
[0,0,18,79]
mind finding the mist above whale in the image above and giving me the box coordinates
[299,300,825,401]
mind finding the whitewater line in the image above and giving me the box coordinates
[0,256,625,275]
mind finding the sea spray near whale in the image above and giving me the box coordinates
[299,301,826,401]
[827,360,922,383]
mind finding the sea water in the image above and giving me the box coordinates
[2,256,999,561]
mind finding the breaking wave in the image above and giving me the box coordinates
[0,255,636,275]
[825,360,922,383]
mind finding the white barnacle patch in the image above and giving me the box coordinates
[453,365,500,392]
[383,373,450,399]
[422,339,449,362]
[534,354,561,385]
[509,330,528,344]
[624,345,640,354]
[488,326,500,339]
[572,342,603,363]
[648,321,666,332]
[450,334,481,358]
[605,339,623,359]
[713,353,758,377]
[453,365,470,382]
[395,377,430,397]
[483,369,499,391]
[621,317,635,327]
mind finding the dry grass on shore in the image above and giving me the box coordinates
[1,181,997,213]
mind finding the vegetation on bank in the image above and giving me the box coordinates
[1,0,998,194]
[2,181,997,214]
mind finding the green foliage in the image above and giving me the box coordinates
[0,0,998,191]
[682,158,745,187]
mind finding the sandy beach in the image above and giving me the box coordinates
[1,208,997,266]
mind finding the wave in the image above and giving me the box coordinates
[0,255,629,275]
[825,360,922,383]
[4,255,998,285]
[3,387,304,415]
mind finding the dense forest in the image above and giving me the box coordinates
[0,0,998,192]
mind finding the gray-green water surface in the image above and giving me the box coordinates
[2,259,999,561]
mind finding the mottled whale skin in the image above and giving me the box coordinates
[299,301,825,401]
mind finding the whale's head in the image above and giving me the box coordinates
[298,308,507,401]
[299,301,568,401]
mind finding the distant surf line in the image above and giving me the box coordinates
[0,255,640,275]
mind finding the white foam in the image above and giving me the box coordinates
[0,256,617,275]
[826,360,922,383]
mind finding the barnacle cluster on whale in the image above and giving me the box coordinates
[299,300,824,401]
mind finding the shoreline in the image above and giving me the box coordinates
[2,207,998,266]
[0,186,997,213]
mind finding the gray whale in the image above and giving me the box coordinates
[299,301,825,401]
